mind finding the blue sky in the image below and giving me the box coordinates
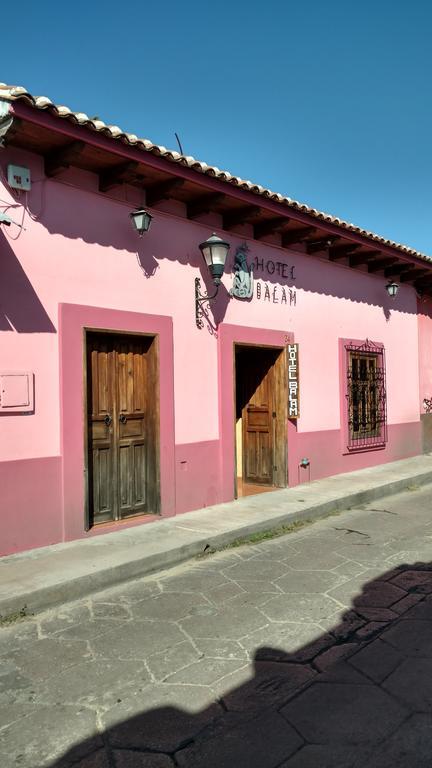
[2,1,431,253]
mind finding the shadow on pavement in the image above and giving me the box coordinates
[46,562,432,767]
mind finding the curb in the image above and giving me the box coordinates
[1,465,432,620]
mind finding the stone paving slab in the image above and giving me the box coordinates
[1,484,432,766]
[1,454,432,619]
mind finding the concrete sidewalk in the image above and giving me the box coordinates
[1,455,432,619]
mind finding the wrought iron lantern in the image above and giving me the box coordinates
[0,212,12,227]
[385,281,399,298]
[199,233,230,285]
[195,233,230,328]
[130,208,153,236]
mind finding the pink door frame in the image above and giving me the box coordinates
[218,323,296,501]
[59,303,175,542]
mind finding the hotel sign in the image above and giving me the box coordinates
[231,247,297,306]
[288,344,300,419]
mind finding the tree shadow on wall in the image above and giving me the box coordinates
[49,561,432,768]
[0,233,56,332]
[18,177,422,335]
[27,178,418,322]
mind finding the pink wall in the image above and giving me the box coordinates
[290,423,421,487]
[0,142,424,555]
[0,457,62,556]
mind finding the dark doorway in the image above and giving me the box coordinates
[235,344,287,498]
[85,332,160,527]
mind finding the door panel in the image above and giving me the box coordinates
[120,418,144,438]
[133,443,147,504]
[116,340,147,518]
[244,374,273,484]
[88,339,116,523]
[87,332,158,526]
[245,427,272,482]
[92,446,113,519]
[247,408,270,428]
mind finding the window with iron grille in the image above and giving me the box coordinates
[345,340,387,450]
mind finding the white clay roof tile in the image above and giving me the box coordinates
[0,83,430,263]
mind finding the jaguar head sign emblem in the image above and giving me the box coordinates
[230,245,254,299]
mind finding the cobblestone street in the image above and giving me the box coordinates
[2,485,432,767]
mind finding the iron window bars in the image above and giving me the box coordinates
[345,340,387,450]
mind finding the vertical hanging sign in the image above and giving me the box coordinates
[288,344,300,419]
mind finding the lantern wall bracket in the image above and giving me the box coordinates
[195,277,219,329]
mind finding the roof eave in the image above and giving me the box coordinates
[2,96,432,276]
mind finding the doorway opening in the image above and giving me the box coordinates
[85,331,160,528]
[234,344,288,498]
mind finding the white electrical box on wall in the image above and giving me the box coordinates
[0,372,34,413]
[7,165,31,191]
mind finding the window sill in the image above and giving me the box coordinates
[343,443,387,455]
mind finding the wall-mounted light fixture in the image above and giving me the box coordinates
[195,233,230,328]
[0,211,25,231]
[130,208,153,237]
[0,212,12,227]
[385,281,399,298]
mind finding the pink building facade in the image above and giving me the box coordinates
[1,85,432,557]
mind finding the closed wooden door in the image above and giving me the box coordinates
[87,332,159,525]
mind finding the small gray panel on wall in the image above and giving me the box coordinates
[421,414,432,453]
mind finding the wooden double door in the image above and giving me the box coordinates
[86,332,159,526]
[235,344,287,489]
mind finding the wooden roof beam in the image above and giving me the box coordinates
[305,235,339,254]
[400,268,431,282]
[414,277,432,290]
[348,250,381,267]
[384,263,412,278]
[44,140,86,177]
[145,178,184,207]
[368,257,398,273]
[282,227,316,247]
[254,216,289,240]
[328,243,361,261]
[222,205,261,230]
[187,192,225,219]
[99,161,141,192]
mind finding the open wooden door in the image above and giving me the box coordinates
[243,349,275,484]
[235,344,287,494]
